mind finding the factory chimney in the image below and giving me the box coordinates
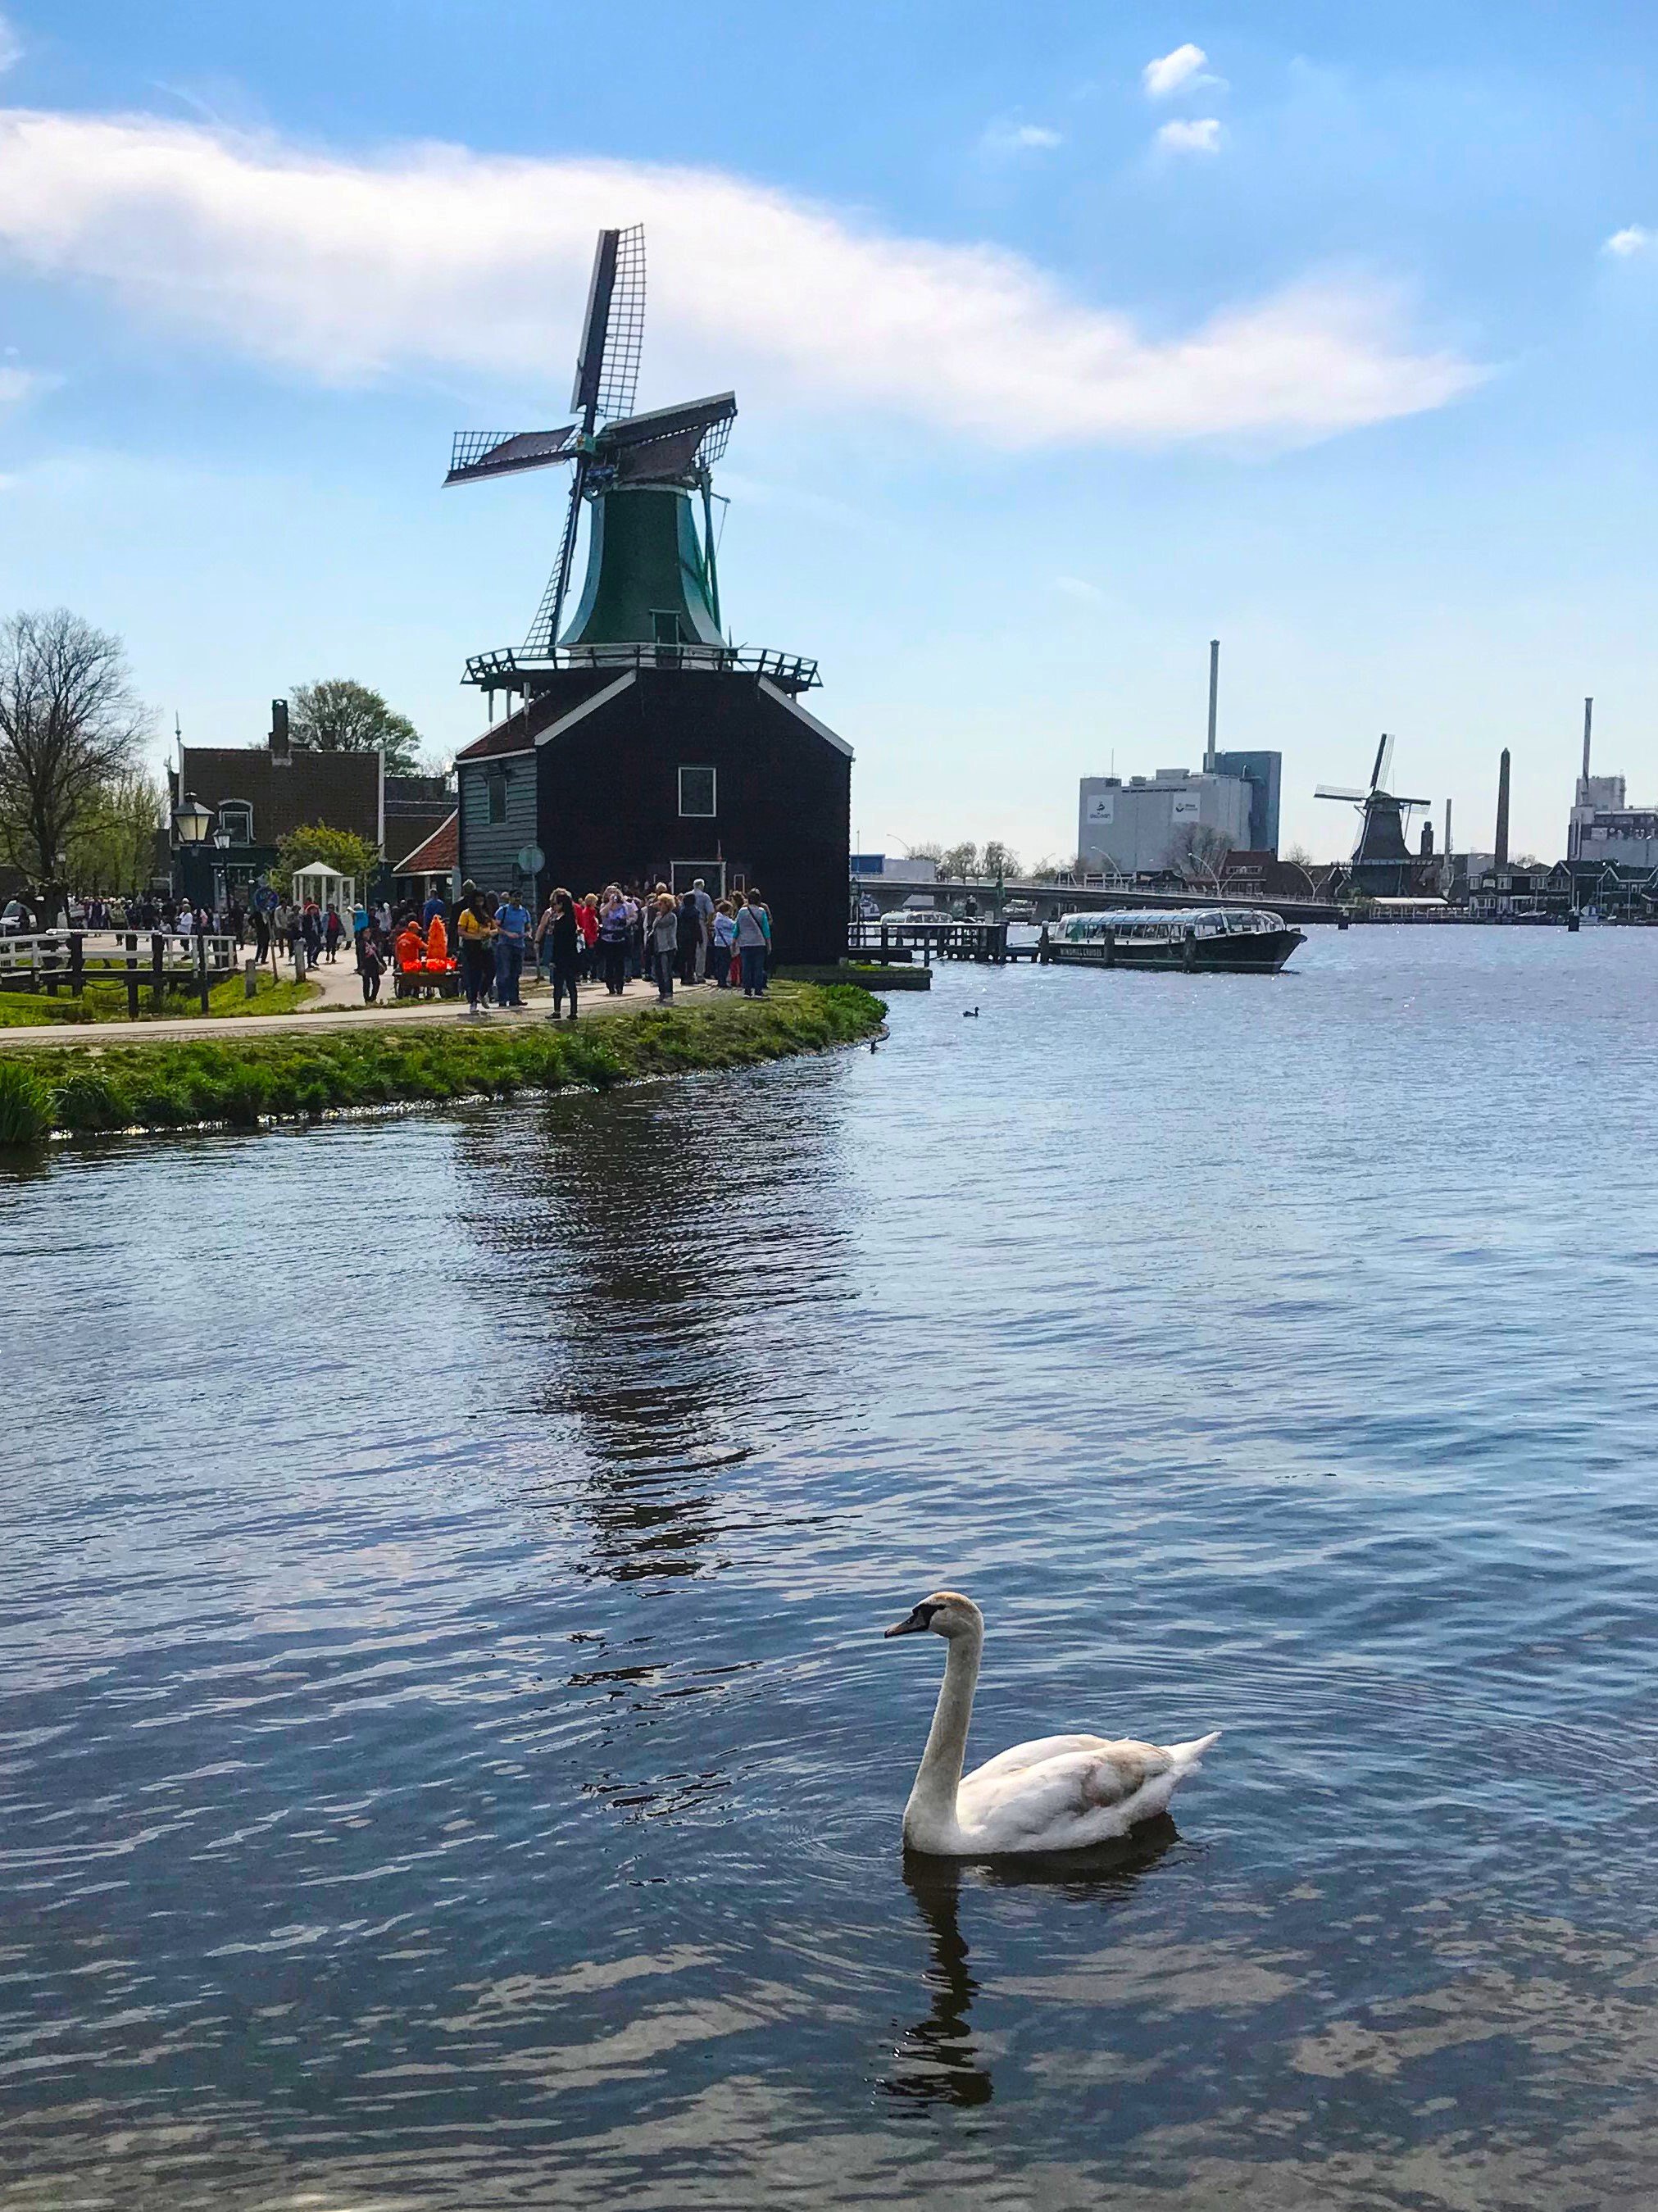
[1582,697,1593,786]
[1444,797,1452,859]
[1205,638,1220,770]
[1495,748,1511,868]
[1420,818,1435,858]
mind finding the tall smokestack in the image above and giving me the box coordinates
[1495,748,1511,867]
[1444,797,1452,858]
[1582,697,1593,785]
[1205,639,1220,770]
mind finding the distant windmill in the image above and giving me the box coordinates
[1315,734,1431,877]
[444,225,736,659]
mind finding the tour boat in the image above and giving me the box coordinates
[1048,906,1305,974]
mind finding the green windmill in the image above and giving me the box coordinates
[444,225,736,671]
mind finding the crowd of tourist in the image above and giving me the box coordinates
[2,874,779,1020]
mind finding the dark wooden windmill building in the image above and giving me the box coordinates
[447,225,852,963]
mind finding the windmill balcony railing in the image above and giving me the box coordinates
[464,642,821,693]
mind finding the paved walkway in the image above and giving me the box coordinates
[0,968,741,1048]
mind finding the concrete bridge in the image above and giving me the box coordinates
[853,874,1341,929]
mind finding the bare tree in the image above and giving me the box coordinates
[981,839,1021,881]
[1169,821,1234,891]
[0,610,149,897]
[66,769,164,894]
[938,841,979,882]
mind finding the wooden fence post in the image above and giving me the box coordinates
[125,931,139,1018]
[69,931,84,997]
[197,933,210,1014]
[150,932,166,1006]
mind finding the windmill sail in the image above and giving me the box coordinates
[572,225,646,428]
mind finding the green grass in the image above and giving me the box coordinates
[0,981,887,1144]
[775,962,933,991]
[0,968,319,1027]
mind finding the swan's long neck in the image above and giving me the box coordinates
[906,1626,983,1835]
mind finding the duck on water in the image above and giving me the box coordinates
[884,1591,1219,1856]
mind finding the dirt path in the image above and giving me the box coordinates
[0,972,736,1049]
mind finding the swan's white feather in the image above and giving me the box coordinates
[890,1589,1220,1856]
[961,1732,1111,1785]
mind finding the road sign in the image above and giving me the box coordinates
[517,844,545,876]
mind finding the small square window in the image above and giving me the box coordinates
[679,765,715,819]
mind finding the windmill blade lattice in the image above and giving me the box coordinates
[524,473,584,658]
[593,224,646,426]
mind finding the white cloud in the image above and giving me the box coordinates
[0,107,1484,449]
[1602,225,1652,258]
[981,119,1065,154]
[0,15,20,75]
[1143,43,1209,98]
[0,363,51,409]
[1156,118,1223,156]
[1055,575,1106,602]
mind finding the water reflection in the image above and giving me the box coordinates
[884,1858,993,2109]
[884,1819,1181,2111]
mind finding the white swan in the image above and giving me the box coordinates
[885,1590,1219,1855]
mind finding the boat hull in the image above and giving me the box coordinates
[1049,927,1304,975]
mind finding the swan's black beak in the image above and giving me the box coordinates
[884,1603,933,1638]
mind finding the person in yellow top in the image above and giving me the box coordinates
[456,882,497,1015]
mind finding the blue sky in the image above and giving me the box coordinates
[2,2,1656,864]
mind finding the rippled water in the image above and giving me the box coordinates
[5,929,1658,2209]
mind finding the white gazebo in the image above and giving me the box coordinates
[291,861,357,915]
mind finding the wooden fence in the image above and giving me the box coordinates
[0,931,242,1015]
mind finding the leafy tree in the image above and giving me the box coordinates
[289,679,422,777]
[981,840,1021,881]
[938,842,979,882]
[271,822,382,901]
[66,770,164,893]
[0,609,148,896]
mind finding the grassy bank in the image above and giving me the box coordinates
[0,982,885,1146]
[0,969,319,1027]
[775,963,933,991]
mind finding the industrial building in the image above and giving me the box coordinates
[1078,767,1256,878]
[1210,751,1282,856]
[1564,698,1658,866]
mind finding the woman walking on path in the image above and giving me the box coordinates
[324,906,343,963]
[546,888,581,1020]
[577,893,601,980]
[711,899,738,987]
[597,885,630,997]
[456,882,497,1015]
[647,892,679,1002]
[734,889,770,997]
[358,929,385,1004]
[534,893,557,987]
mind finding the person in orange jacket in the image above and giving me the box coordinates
[395,920,426,972]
